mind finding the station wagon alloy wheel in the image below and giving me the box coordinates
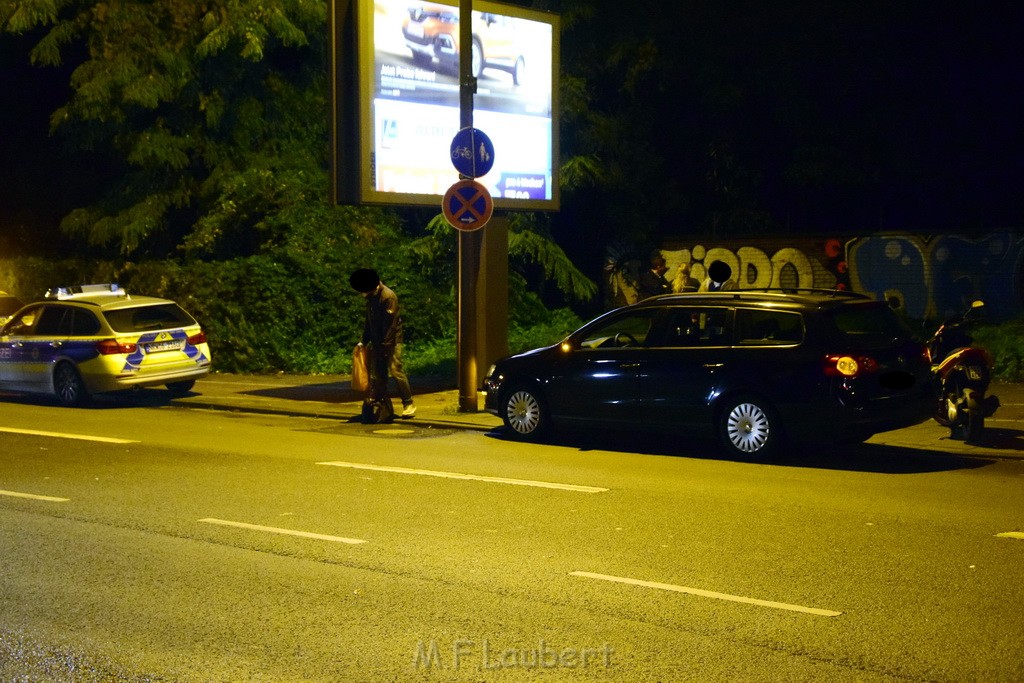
[53,362,88,407]
[721,395,776,458]
[504,388,546,438]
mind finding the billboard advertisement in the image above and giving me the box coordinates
[333,0,559,210]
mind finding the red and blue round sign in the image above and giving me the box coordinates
[442,179,493,231]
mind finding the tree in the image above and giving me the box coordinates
[1,0,358,258]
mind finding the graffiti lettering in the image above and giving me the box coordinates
[608,232,1024,322]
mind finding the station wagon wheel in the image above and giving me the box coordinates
[719,394,779,460]
[53,362,89,407]
[502,386,549,440]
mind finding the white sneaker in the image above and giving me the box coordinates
[401,404,416,418]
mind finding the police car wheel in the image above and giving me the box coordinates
[166,380,195,396]
[53,362,89,407]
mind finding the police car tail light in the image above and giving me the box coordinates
[188,331,207,345]
[824,354,878,377]
[96,339,138,355]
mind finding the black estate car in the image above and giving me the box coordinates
[483,289,935,459]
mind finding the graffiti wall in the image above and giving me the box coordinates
[606,232,1024,322]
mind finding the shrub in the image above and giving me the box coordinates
[972,319,1024,383]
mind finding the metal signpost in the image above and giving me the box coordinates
[456,0,481,412]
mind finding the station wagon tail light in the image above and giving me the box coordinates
[824,354,878,377]
[188,331,207,345]
[96,339,138,355]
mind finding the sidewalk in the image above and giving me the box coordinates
[177,372,502,432]
[175,373,1024,460]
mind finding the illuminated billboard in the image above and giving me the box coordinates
[331,0,559,210]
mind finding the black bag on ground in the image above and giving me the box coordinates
[361,397,395,424]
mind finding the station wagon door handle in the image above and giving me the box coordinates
[50,341,63,349]
[703,363,724,369]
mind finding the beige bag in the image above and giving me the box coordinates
[351,344,370,392]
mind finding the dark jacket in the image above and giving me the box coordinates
[637,269,670,299]
[362,283,403,348]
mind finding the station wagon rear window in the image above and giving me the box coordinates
[103,304,197,333]
[827,304,919,343]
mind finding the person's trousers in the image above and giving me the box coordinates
[369,343,413,405]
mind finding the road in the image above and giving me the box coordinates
[1,391,1023,682]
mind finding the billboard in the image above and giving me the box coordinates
[331,0,559,210]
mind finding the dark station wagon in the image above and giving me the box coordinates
[484,290,935,459]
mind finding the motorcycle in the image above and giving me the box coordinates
[927,301,1000,443]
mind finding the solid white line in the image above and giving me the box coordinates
[198,518,366,545]
[996,532,1024,540]
[0,427,138,444]
[316,461,608,493]
[570,571,842,617]
[0,489,70,503]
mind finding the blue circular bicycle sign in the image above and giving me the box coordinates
[450,127,495,179]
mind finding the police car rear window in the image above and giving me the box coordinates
[103,304,196,333]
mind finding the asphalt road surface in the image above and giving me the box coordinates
[1,393,1022,681]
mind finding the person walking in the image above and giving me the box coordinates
[349,268,416,420]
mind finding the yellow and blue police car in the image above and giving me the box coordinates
[0,284,212,406]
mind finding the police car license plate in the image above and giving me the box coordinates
[146,340,182,353]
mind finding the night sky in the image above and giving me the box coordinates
[1,1,1022,258]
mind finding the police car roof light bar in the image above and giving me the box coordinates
[45,283,127,300]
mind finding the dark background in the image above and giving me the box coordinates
[2,1,1022,262]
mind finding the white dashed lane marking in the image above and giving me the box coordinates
[0,427,138,444]
[0,489,70,503]
[198,518,367,545]
[570,571,842,617]
[317,461,609,493]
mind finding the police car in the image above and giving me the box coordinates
[0,284,212,406]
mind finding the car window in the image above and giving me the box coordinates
[34,306,70,336]
[70,308,101,336]
[4,305,43,336]
[578,310,660,349]
[827,304,919,343]
[657,308,731,348]
[735,309,804,345]
[103,304,196,333]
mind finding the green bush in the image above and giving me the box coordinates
[0,256,584,377]
[972,319,1024,383]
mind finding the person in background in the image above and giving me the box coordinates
[698,260,738,292]
[636,254,671,300]
[672,262,700,293]
[349,268,416,419]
